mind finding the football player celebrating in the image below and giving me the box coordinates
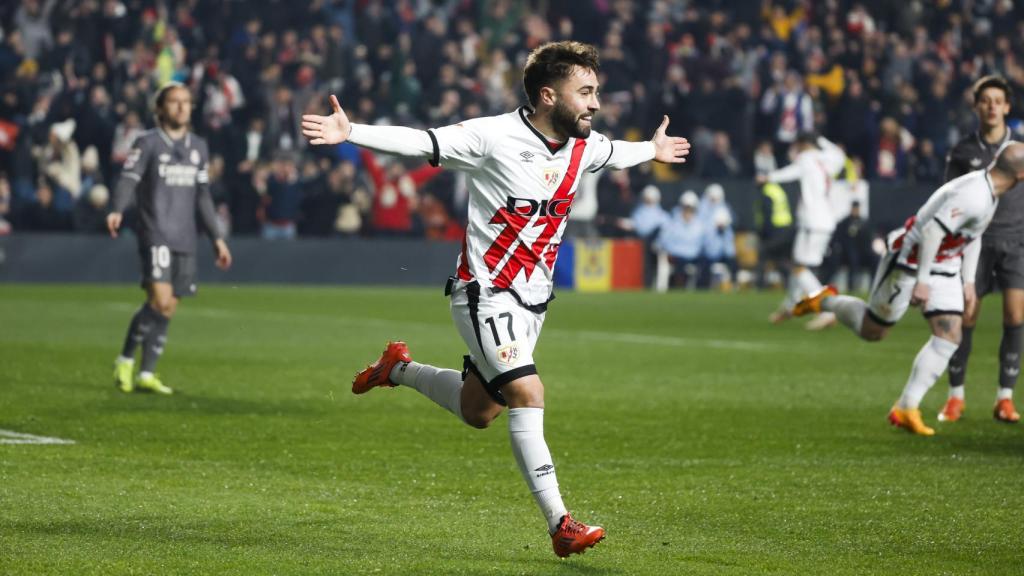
[793,143,1024,436]
[302,41,689,557]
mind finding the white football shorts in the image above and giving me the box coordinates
[792,228,833,267]
[867,252,965,326]
[450,283,545,405]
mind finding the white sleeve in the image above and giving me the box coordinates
[587,133,655,172]
[915,219,944,283]
[961,238,981,284]
[426,118,493,171]
[767,158,805,183]
[347,124,434,158]
[816,136,847,175]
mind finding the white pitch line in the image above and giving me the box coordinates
[567,329,773,351]
[0,429,75,445]
[102,302,779,351]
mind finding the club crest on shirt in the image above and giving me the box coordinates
[191,150,201,165]
[159,153,172,163]
[496,343,520,365]
[542,168,561,190]
[970,157,982,167]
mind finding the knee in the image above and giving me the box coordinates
[1003,312,1024,326]
[860,327,887,342]
[149,298,176,317]
[463,410,498,430]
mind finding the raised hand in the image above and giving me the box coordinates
[651,115,691,164]
[301,95,351,146]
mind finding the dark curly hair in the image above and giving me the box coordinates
[522,41,601,108]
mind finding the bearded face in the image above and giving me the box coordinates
[551,98,593,139]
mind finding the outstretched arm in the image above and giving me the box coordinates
[301,95,433,157]
[600,115,691,171]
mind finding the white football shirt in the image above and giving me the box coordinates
[891,170,998,274]
[428,106,648,308]
[767,138,845,233]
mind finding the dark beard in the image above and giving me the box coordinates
[552,101,591,139]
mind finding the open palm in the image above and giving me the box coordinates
[301,95,351,146]
[651,115,691,164]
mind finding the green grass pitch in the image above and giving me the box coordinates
[2,284,1023,575]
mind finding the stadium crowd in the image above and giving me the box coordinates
[0,0,1022,245]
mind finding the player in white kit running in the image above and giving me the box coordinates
[759,132,846,328]
[301,41,690,557]
[793,143,1024,436]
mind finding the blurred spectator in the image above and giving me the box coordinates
[0,173,11,235]
[595,169,637,238]
[761,70,813,163]
[655,191,705,289]
[702,207,737,289]
[260,154,301,240]
[911,139,944,183]
[822,201,877,292]
[34,119,81,212]
[360,149,442,237]
[111,110,144,168]
[19,177,71,231]
[700,131,743,178]
[73,183,110,234]
[875,117,914,180]
[697,183,734,229]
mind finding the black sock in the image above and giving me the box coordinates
[140,306,170,373]
[999,324,1023,390]
[948,325,974,388]
[120,304,150,359]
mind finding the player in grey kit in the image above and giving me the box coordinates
[107,82,232,394]
[940,76,1023,424]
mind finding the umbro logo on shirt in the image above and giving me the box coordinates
[970,158,983,167]
[520,151,535,162]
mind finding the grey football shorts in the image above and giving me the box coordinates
[140,244,198,298]
[975,237,1024,296]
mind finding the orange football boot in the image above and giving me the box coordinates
[551,514,605,558]
[937,397,964,422]
[351,341,412,394]
[993,398,1020,423]
[792,285,839,317]
[888,406,935,436]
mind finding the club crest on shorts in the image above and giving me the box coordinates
[496,343,520,365]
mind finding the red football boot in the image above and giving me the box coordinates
[551,514,605,558]
[351,341,412,394]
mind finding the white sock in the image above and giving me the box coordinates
[390,361,464,421]
[508,407,566,533]
[783,268,823,309]
[949,386,965,400]
[139,370,153,380]
[823,295,867,336]
[898,336,960,409]
[116,356,134,365]
[998,387,1013,400]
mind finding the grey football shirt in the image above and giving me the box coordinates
[945,129,1024,241]
[113,129,221,253]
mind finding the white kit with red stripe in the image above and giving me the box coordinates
[428,106,649,308]
[889,169,998,275]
